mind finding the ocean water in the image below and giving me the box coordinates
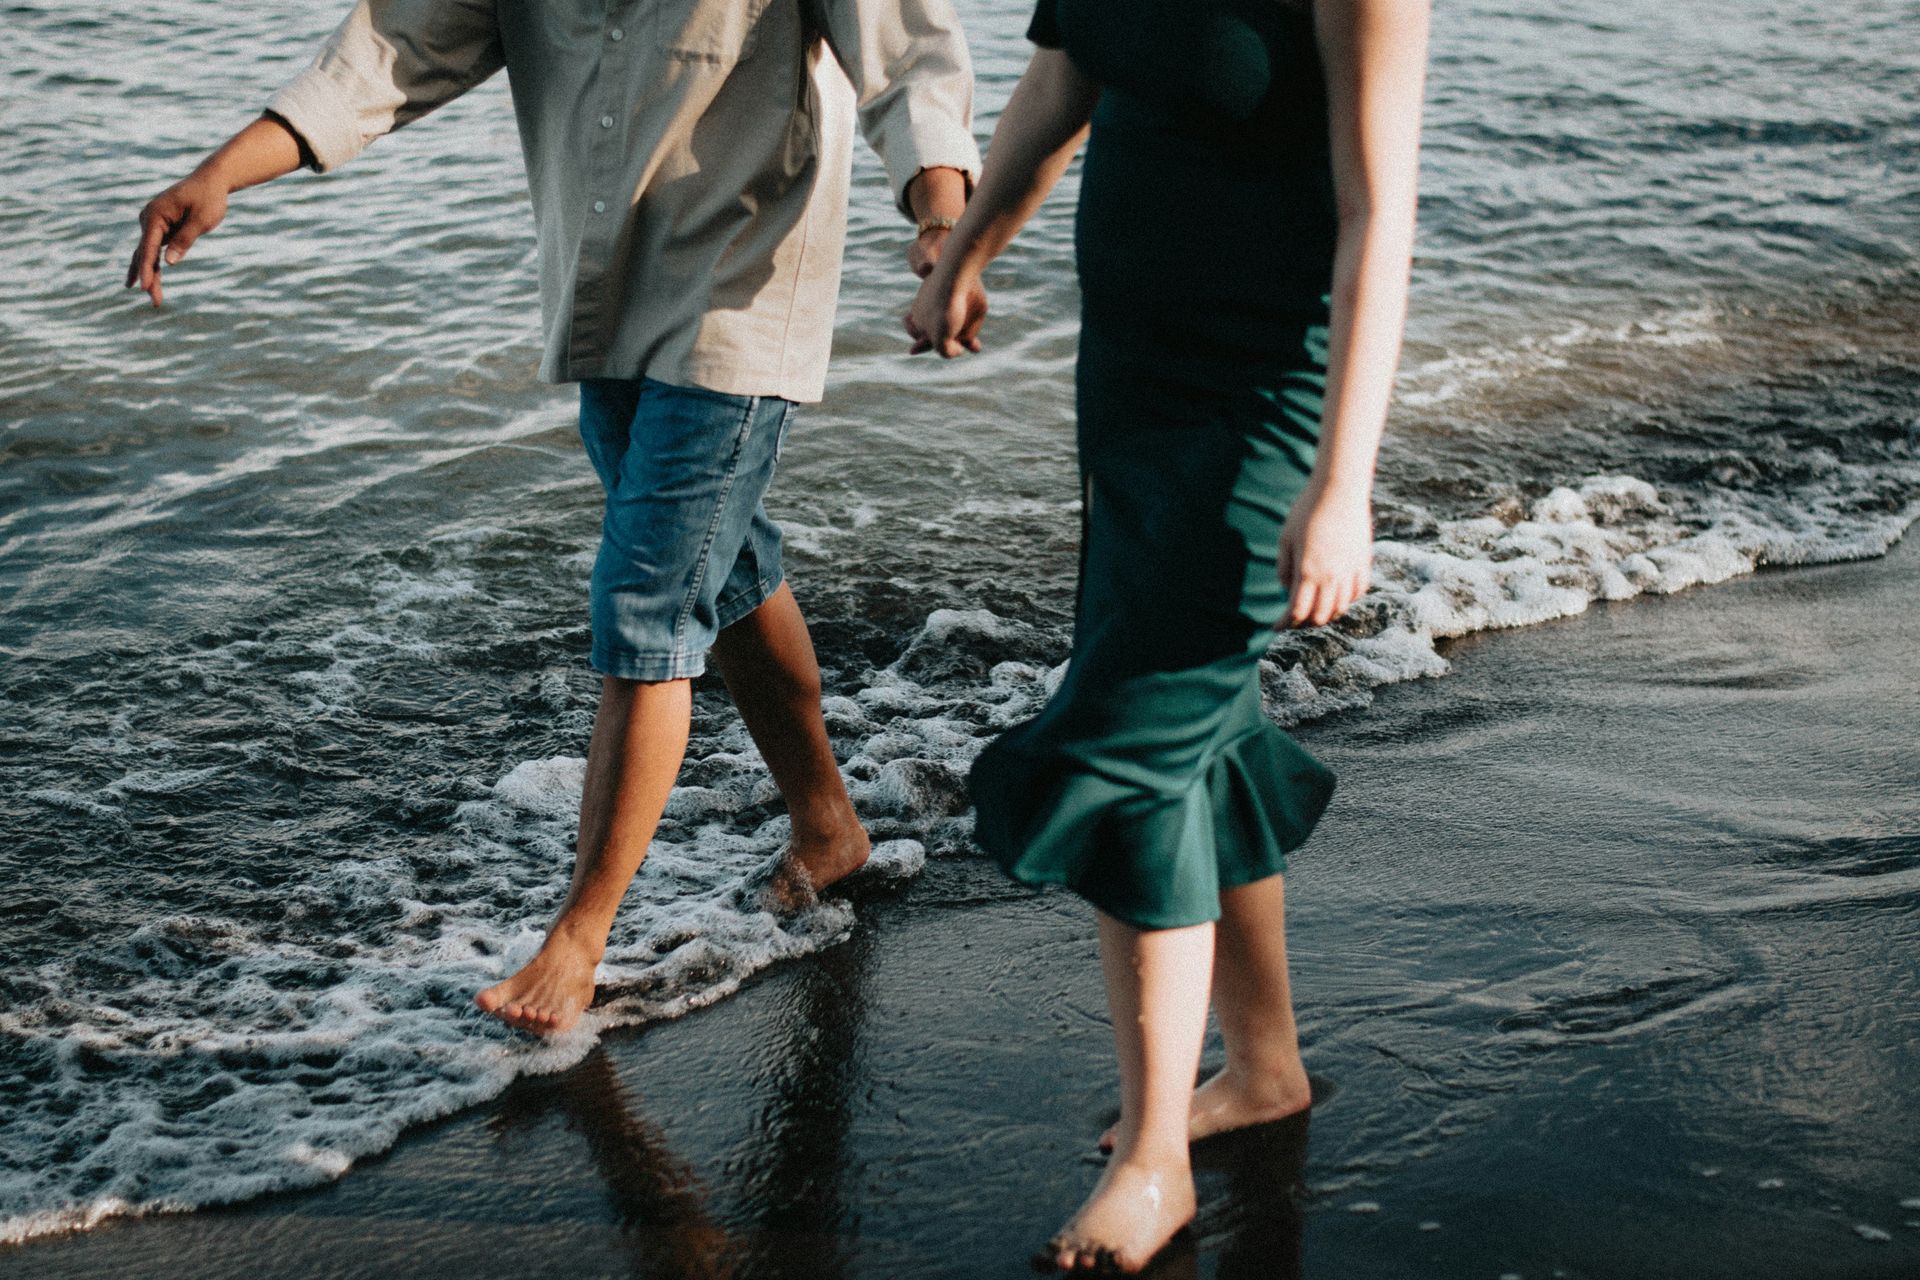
[2,0,1918,1250]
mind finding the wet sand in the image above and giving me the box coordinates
[13,534,1920,1280]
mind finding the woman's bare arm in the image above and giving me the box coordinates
[906,48,1100,356]
[1280,0,1429,627]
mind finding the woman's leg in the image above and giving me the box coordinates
[1098,874,1310,1151]
[1195,874,1313,1136]
[1049,912,1210,1272]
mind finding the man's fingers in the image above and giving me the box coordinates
[165,213,211,264]
[130,209,167,295]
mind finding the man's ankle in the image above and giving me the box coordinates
[791,806,865,846]
[546,914,610,964]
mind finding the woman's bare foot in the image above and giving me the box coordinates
[1099,1064,1313,1153]
[1040,1157,1196,1274]
[473,923,603,1035]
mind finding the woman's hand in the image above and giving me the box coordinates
[1277,478,1374,627]
[905,265,988,357]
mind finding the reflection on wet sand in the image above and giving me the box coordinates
[483,928,874,1279]
[1202,1113,1311,1280]
[484,932,1314,1278]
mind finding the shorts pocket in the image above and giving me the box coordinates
[654,0,776,63]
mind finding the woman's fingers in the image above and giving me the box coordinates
[903,308,935,355]
[958,285,988,353]
[1286,580,1319,628]
[1286,566,1372,628]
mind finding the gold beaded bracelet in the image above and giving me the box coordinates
[915,214,959,236]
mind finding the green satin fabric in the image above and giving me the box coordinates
[967,37,1341,927]
[968,313,1338,930]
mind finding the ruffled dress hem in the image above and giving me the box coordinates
[968,718,1336,931]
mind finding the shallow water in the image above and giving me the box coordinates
[2,0,1918,1253]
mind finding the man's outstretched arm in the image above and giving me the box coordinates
[123,0,504,307]
[126,114,306,307]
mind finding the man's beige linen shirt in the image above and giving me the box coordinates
[267,0,980,402]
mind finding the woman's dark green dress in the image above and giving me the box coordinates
[967,0,1340,930]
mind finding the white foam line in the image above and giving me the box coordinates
[5,467,1915,1245]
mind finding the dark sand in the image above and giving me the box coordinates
[12,536,1920,1280]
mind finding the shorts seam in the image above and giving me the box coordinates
[670,393,760,654]
[715,570,785,629]
[593,640,705,683]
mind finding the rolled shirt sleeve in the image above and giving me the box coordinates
[817,0,983,216]
[266,0,505,173]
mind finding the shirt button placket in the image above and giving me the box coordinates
[574,7,629,367]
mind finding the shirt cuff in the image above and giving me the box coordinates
[265,67,369,174]
[880,114,983,219]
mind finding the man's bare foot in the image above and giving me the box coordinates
[1039,1157,1196,1274]
[473,923,602,1035]
[762,819,871,911]
[792,816,871,890]
[1098,1064,1312,1153]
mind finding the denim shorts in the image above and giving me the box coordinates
[578,377,793,682]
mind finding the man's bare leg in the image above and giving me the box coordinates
[474,585,864,1033]
[474,676,690,1034]
[710,581,870,897]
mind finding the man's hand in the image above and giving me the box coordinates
[908,225,951,280]
[902,165,969,279]
[124,114,306,308]
[1277,478,1374,628]
[904,265,987,357]
[127,172,232,308]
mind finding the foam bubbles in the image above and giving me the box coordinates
[4,465,1914,1245]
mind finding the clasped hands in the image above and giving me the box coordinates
[904,255,987,358]
[899,166,987,358]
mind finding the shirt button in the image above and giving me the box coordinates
[599,115,614,129]
[608,26,624,40]
[592,200,607,214]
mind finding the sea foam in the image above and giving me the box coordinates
[3,467,1914,1245]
